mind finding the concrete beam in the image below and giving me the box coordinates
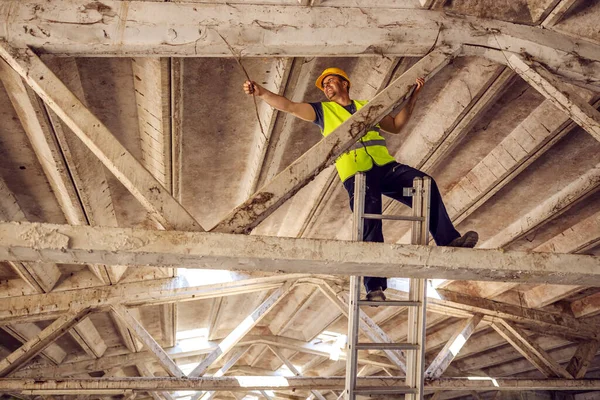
[1,222,600,287]
[0,41,203,232]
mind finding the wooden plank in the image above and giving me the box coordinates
[3,324,66,366]
[522,210,600,309]
[0,274,298,325]
[0,59,86,226]
[0,42,203,232]
[70,317,108,359]
[0,309,89,377]
[132,58,172,191]
[566,340,600,379]
[1,1,599,83]
[432,289,598,340]
[41,56,128,284]
[491,320,573,379]
[268,346,327,400]
[110,305,185,378]
[0,176,60,293]
[212,47,457,233]
[571,292,600,318]
[507,53,600,142]
[424,314,483,378]
[188,281,294,377]
[110,310,143,354]
[541,0,579,27]
[5,377,600,393]
[1,221,600,287]
[12,334,396,379]
[480,163,600,249]
[192,346,251,400]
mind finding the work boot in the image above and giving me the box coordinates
[366,287,386,302]
[447,231,479,248]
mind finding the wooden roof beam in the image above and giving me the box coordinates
[110,305,185,378]
[268,346,326,400]
[0,309,90,377]
[0,176,60,293]
[0,274,296,325]
[1,1,599,85]
[481,163,600,249]
[188,281,293,377]
[429,289,599,341]
[192,346,253,400]
[507,54,600,143]
[238,58,293,202]
[2,324,66,366]
[1,222,600,286]
[0,41,203,232]
[566,340,600,379]
[5,377,600,393]
[39,56,129,284]
[491,320,573,379]
[425,314,483,379]
[521,209,600,309]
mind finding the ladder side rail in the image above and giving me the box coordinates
[345,172,367,400]
[407,177,428,400]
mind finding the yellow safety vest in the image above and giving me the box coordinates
[321,100,396,182]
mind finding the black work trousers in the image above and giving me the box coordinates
[343,162,460,293]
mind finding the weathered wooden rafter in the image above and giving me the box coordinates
[188,281,294,377]
[566,340,600,379]
[0,41,203,232]
[0,309,90,377]
[491,320,573,379]
[0,274,298,325]
[111,305,185,378]
[1,221,599,286]
[0,1,598,85]
[4,377,600,393]
[506,54,600,143]
[425,314,483,379]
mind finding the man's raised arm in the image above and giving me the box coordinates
[379,77,424,134]
[243,80,316,122]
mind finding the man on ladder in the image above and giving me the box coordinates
[243,67,478,301]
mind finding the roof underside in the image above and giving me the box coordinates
[0,1,600,400]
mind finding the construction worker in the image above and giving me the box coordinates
[243,67,478,301]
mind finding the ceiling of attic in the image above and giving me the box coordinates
[0,0,599,400]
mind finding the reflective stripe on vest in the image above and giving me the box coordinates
[321,100,396,182]
[349,139,386,151]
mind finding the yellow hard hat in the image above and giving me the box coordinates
[315,67,351,91]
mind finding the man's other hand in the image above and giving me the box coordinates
[243,80,263,96]
[414,77,425,94]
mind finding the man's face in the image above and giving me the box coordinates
[322,75,348,99]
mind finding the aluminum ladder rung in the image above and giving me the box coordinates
[353,387,418,395]
[356,343,419,351]
[357,300,421,307]
[363,213,425,222]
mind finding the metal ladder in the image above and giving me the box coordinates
[345,173,431,400]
